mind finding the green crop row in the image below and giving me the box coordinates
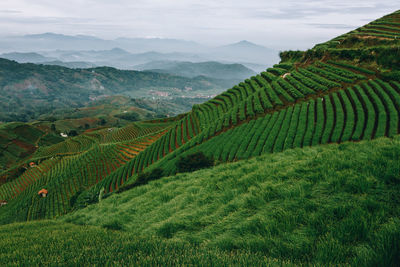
[358,27,400,37]
[316,62,366,80]
[298,68,340,88]
[157,79,400,175]
[308,65,354,83]
[277,79,305,99]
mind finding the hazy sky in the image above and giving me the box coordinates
[0,0,398,49]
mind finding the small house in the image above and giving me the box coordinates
[0,200,7,207]
[29,162,36,168]
[282,73,291,79]
[60,133,68,138]
[38,189,48,198]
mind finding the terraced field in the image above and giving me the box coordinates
[315,10,400,50]
[94,59,400,192]
[33,121,171,159]
[0,121,172,221]
[0,122,63,174]
[345,11,400,40]
[169,80,400,163]
[1,10,399,224]
[1,57,398,222]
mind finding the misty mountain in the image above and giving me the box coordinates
[135,61,256,80]
[0,52,96,69]
[0,33,200,54]
[0,50,262,81]
[41,61,97,69]
[41,48,132,64]
[210,40,280,67]
[39,49,210,69]
[0,33,278,68]
[0,33,114,52]
[0,52,55,63]
[25,33,103,41]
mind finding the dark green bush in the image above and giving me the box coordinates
[176,152,214,173]
[136,168,164,186]
[117,168,164,194]
[68,130,78,137]
[71,189,99,209]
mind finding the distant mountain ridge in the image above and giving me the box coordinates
[0,52,55,63]
[134,61,256,80]
[0,33,279,67]
[1,49,260,80]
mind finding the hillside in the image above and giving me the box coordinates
[0,117,178,219]
[0,137,399,265]
[63,136,400,266]
[36,95,207,128]
[0,122,63,173]
[1,9,400,221]
[0,9,400,265]
[0,221,292,266]
[0,58,229,122]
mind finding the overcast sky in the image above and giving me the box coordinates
[0,0,398,49]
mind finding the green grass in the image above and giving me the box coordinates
[1,11,400,266]
[62,136,400,265]
[0,221,292,266]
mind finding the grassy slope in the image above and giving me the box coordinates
[62,136,400,265]
[0,221,292,266]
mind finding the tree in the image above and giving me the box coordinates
[68,130,78,136]
[176,152,214,173]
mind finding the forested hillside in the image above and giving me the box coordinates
[0,59,229,122]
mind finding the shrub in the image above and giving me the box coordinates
[117,168,164,194]
[68,130,78,137]
[176,152,214,173]
[136,168,164,186]
[71,189,99,209]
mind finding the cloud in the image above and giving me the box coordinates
[244,2,399,20]
[306,23,357,29]
[0,9,21,13]
[0,0,398,48]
